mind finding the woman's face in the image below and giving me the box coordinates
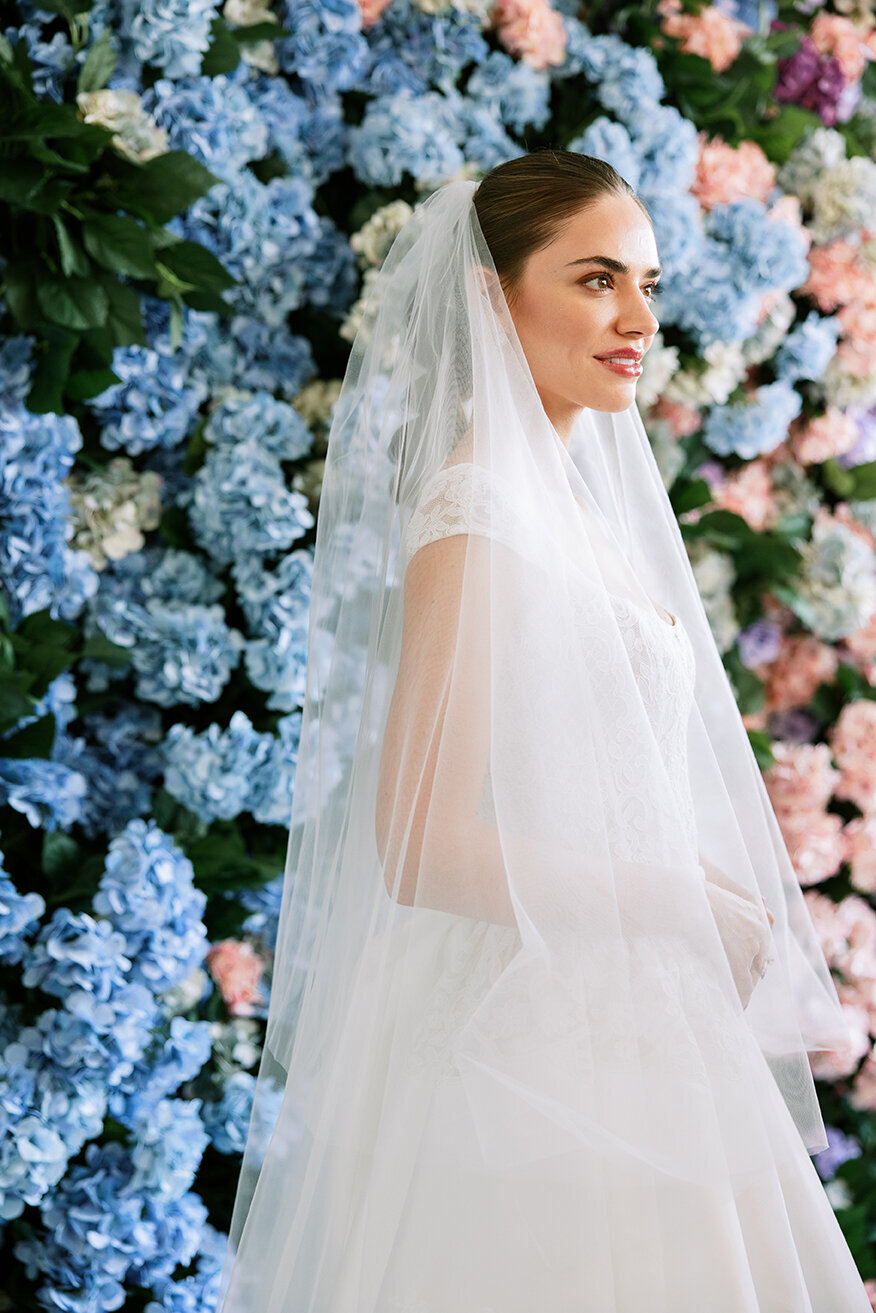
[502,192,661,438]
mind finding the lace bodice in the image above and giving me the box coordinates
[402,462,699,865]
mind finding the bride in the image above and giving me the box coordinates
[214,149,871,1312]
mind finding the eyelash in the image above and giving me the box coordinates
[581,273,662,298]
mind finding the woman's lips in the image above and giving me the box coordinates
[595,355,642,377]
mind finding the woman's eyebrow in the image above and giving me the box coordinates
[566,255,663,279]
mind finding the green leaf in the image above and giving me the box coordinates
[0,713,56,760]
[36,275,109,329]
[0,672,37,733]
[76,28,115,95]
[201,16,241,76]
[747,728,775,771]
[822,458,856,499]
[0,160,70,213]
[111,150,222,224]
[80,630,132,666]
[180,287,233,314]
[52,215,91,277]
[65,366,121,401]
[230,20,290,42]
[42,831,82,881]
[102,278,147,348]
[156,239,236,292]
[81,211,158,278]
[848,461,876,500]
[26,326,79,415]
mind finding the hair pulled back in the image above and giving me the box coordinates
[473,148,651,307]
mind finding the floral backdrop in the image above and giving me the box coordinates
[3,0,876,1306]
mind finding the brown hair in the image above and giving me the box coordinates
[473,148,652,308]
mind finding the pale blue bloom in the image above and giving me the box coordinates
[569,118,641,189]
[465,52,551,133]
[774,311,841,383]
[347,89,464,187]
[703,381,804,459]
[277,0,370,92]
[143,70,269,180]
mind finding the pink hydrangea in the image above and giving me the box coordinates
[829,700,876,811]
[810,12,870,82]
[206,938,267,1017]
[840,604,876,688]
[837,299,876,377]
[647,398,702,437]
[849,1048,876,1113]
[657,0,749,72]
[356,0,392,23]
[709,458,774,531]
[789,407,860,465]
[845,813,876,894]
[490,0,567,69]
[760,632,839,714]
[691,133,776,210]
[802,239,876,312]
[774,801,846,885]
[809,997,871,1080]
[765,741,841,812]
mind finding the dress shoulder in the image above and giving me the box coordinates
[402,461,521,566]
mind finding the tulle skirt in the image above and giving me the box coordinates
[223,905,872,1313]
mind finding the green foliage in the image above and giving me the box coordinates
[0,26,237,414]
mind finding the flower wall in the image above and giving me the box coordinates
[3,0,876,1306]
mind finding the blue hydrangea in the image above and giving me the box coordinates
[93,819,209,994]
[0,846,45,964]
[57,702,164,841]
[123,0,222,80]
[16,1139,209,1308]
[90,301,211,456]
[173,171,321,326]
[237,873,285,952]
[703,381,804,459]
[360,0,488,97]
[143,1222,226,1313]
[33,987,159,1090]
[245,75,349,187]
[465,52,551,134]
[129,1097,208,1198]
[774,311,841,384]
[107,1017,213,1125]
[203,392,314,460]
[142,70,269,181]
[199,1070,257,1155]
[5,20,74,102]
[574,33,665,116]
[455,99,520,173]
[24,910,132,1002]
[188,440,314,568]
[569,118,641,189]
[161,711,275,822]
[277,0,370,92]
[0,757,87,831]
[705,198,810,298]
[550,14,594,80]
[0,405,99,625]
[347,89,464,187]
[247,711,301,826]
[303,215,359,316]
[189,311,316,401]
[233,550,312,710]
[0,333,36,409]
[88,550,243,708]
[624,104,700,197]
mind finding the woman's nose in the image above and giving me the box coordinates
[617,291,659,339]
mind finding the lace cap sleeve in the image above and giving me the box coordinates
[402,462,521,567]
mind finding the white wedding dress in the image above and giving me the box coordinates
[225,464,871,1313]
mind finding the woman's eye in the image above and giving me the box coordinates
[645,283,662,298]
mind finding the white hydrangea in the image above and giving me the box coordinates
[663,341,747,407]
[808,155,876,244]
[792,511,876,640]
[776,127,848,209]
[293,378,343,428]
[67,456,162,570]
[770,457,821,527]
[635,332,679,409]
[350,200,415,269]
[411,0,494,22]
[76,88,169,162]
[160,965,210,1017]
[223,0,280,71]
[740,293,797,366]
[689,544,739,653]
[822,356,876,409]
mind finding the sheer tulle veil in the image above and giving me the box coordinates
[214,173,851,1312]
